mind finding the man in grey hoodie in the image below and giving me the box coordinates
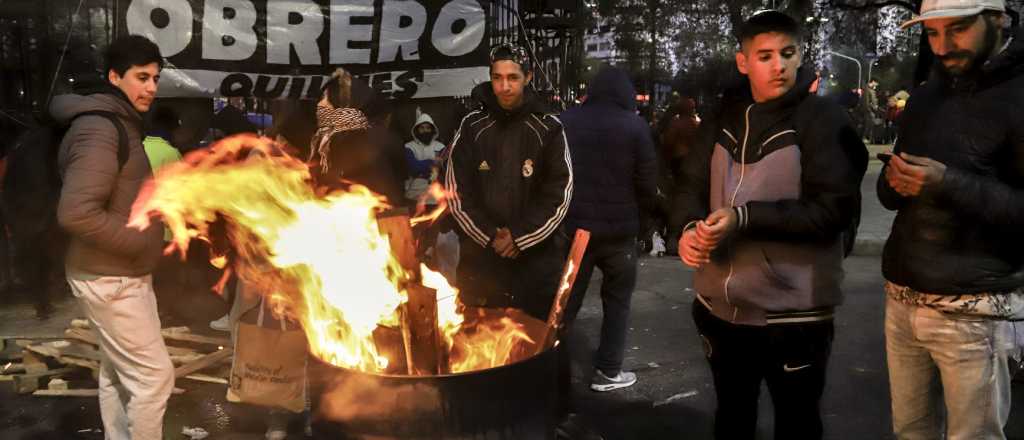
[673,11,867,440]
[53,35,171,440]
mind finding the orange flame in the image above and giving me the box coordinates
[129,135,534,374]
[409,183,449,227]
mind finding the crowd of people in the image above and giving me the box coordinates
[0,0,1022,439]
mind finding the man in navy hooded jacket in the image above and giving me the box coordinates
[559,66,658,393]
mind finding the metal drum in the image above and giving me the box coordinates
[309,308,558,440]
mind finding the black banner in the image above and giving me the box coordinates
[119,0,491,99]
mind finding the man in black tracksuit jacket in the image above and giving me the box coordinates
[673,11,867,439]
[444,46,573,322]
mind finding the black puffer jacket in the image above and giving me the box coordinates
[560,66,658,238]
[879,29,1024,295]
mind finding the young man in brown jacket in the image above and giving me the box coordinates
[53,35,172,440]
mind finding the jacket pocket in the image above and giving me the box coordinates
[760,247,796,291]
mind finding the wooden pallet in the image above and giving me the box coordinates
[2,320,234,397]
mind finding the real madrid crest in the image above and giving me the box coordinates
[522,159,534,177]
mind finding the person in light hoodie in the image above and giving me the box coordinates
[403,108,446,205]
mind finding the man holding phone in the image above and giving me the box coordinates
[879,0,1024,437]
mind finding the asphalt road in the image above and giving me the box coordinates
[2,254,1022,439]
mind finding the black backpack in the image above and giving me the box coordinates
[2,111,130,259]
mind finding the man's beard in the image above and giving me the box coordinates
[937,19,1000,76]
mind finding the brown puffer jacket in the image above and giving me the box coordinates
[52,91,163,277]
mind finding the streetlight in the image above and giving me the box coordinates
[865,53,880,84]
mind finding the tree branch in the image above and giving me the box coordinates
[827,0,918,12]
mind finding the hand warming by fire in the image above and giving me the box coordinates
[128,134,533,375]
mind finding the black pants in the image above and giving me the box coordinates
[692,300,834,440]
[557,236,638,417]
[563,236,638,374]
[456,230,569,322]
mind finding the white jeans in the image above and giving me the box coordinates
[885,297,1016,440]
[69,275,175,440]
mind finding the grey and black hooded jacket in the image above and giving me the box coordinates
[52,87,164,277]
[673,68,868,325]
[879,28,1024,295]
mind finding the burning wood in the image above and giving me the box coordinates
[128,135,538,376]
[539,229,592,354]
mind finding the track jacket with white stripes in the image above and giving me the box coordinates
[445,83,572,252]
[443,82,573,318]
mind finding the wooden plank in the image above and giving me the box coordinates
[14,338,60,348]
[25,342,102,362]
[63,328,98,346]
[23,342,101,380]
[21,350,49,374]
[161,329,232,348]
[33,387,186,397]
[170,353,206,366]
[33,389,97,397]
[183,374,229,385]
[377,210,418,272]
[378,213,441,376]
[538,229,592,354]
[164,345,200,357]
[174,348,232,378]
[14,367,76,394]
[401,286,441,376]
[67,328,199,357]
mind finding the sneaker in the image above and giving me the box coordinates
[590,369,637,392]
[209,314,231,332]
[556,413,603,440]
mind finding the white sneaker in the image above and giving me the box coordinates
[209,314,230,332]
[590,369,637,392]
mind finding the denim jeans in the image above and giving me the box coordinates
[885,297,1016,440]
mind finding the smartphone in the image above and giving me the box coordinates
[876,152,893,164]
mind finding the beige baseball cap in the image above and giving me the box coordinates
[901,0,1005,29]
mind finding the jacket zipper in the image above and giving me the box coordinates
[723,103,754,322]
